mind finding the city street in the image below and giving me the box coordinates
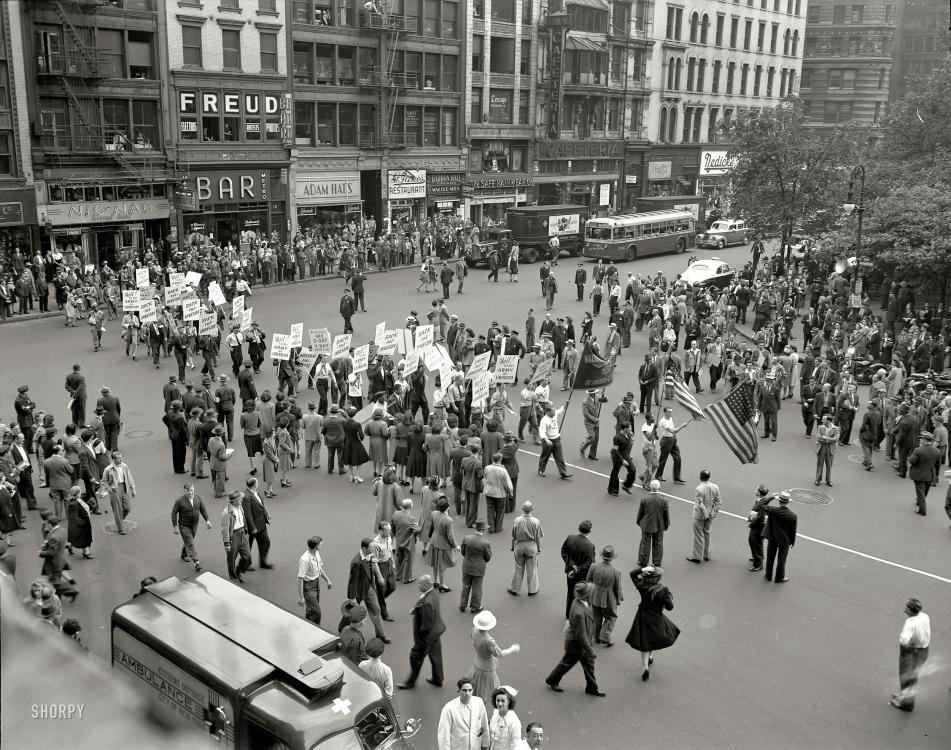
[3,244,950,749]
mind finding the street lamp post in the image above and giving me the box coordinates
[843,164,866,326]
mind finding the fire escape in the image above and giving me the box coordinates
[37,0,181,185]
[358,7,419,149]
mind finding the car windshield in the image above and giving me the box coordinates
[709,221,729,231]
[688,263,710,272]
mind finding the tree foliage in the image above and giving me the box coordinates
[721,99,867,240]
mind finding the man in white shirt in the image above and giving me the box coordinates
[437,677,489,750]
[537,404,573,479]
[654,406,688,484]
[221,490,252,583]
[514,722,545,750]
[686,469,721,564]
[891,598,931,711]
[297,535,332,625]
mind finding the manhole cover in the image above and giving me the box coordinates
[847,454,865,463]
[102,520,138,535]
[124,429,153,439]
[784,488,833,505]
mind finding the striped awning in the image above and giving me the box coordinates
[566,34,607,53]
[566,0,610,10]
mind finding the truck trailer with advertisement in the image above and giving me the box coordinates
[111,573,420,750]
[466,204,588,266]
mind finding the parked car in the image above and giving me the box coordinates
[696,219,748,249]
[679,258,736,289]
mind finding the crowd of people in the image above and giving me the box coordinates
[2,223,948,745]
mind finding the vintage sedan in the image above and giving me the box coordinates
[696,219,748,249]
[679,258,736,289]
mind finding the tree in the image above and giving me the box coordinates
[721,99,868,241]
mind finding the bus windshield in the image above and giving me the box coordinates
[586,225,613,240]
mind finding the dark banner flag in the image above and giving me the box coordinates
[571,342,615,389]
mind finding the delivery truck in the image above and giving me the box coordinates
[111,573,420,750]
[466,204,588,266]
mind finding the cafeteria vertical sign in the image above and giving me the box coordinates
[387,169,427,200]
[545,11,571,141]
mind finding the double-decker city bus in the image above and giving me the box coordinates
[582,209,696,262]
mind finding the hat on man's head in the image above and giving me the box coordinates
[587,389,599,395]
[574,581,592,597]
[17,385,29,393]
[777,491,792,504]
[169,374,178,381]
[213,424,225,435]
[474,519,488,531]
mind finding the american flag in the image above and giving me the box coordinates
[704,381,759,464]
[665,371,705,421]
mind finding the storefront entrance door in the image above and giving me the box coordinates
[95,231,117,269]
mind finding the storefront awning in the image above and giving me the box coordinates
[566,0,609,11]
[566,35,607,53]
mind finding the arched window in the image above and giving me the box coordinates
[700,13,710,44]
[667,56,676,89]
[794,0,801,14]
[791,30,799,56]
[668,107,678,142]
[690,12,700,43]
[659,107,668,142]
[675,58,683,89]
[783,28,791,55]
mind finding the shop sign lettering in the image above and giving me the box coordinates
[179,91,280,116]
[539,140,622,160]
[46,199,170,227]
[195,172,269,204]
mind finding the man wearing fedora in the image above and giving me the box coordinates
[459,520,492,614]
[815,413,840,487]
[756,371,782,441]
[545,581,605,696]
[225,323,244,377]
[579,388,608,460]
[96,385,122,452]
[207,424,231,498]
[100,450,135,534]
[586,545,623,647]
[214,374,237,442]
[221,490,253,583]
[397,575,445,689]
[859,400,883,470]
[163,399,188,474]
[636,479,669,566]
[908,431,942,516]
[759,491,798,582]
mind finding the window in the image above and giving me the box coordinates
[794,0,801,14]
[715,14,724,45]
[222,29,241,69]
[729,17,739,48]
[493,0,515,23]
[770,23,778,53]
[182,25,202,67]
[518,89,530,125]
[851,4,863,23]
[132,99,158,147]
[220,0,238,7]
[800,67,811,88]
[668,107,677,142]
[337,104,355,145]
[833,5,845,23]
[0,132,12,175]
[686,57,695,91]
[766,66,774,95]
[442,54,458,90]
[783,28,790,55]
[441,108,456,145]
[675,58,682,89]
[791,30,798,56]
[878,68,885,89]
[707,107,718,142]
[522,0,532,24]
[786,0,793,13]
[665,6,683,40]
[692,109,702,142]
[260,32,278,71]
[259,0,277,10]
[682,106,692,141]
[823,100,853,123]
[443,0,458,37]
[424,0,439,36]
[726,62,735,93]
[295,100,313,143]
[659,107,667,142]
[315,44,334,83]
[610,46,623,82]
[128,30,154,79]
[828,68,856,88]
[700,13,709,43]
[338,46,354,85]
[489,37,515,74]
[807,5,820,21]
[690,12,700,43]
[752,64,761,95]
[98,29,124,78]
[697,58,706,91]
[743,19,752,50]
[520,40,531,76]
[666,56,676,89]
[472,35,483,72]
[757,21,765,51]
[471,87,482,124]
[489,88,513,123]
[787,69,795,92]
[317,102,335,144]
[740,63,749,94]
[424,53,438,89]
[711,60,721,92]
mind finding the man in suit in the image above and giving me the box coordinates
[242,477,273,567]
[908,432,942,516]
[894,405,920,479]
[756,372,782,441]
[579,389,608,460]
[221,490,252,582]
[815,414,840,486]
[560,520,596,619]
[238,361,257,404]
[347,537,389,642]
[747,484,771,571]
[65,363,87,427]
[811,382,836,426]
[39,514,76,600]
[301,401,323,468]
[459,519,492,614]
[391,498,420,583]
[636,479,670,566]
[163,400,188,474]
[96,386,122,451]
[162,373,182,413]
[545,581,605,696]
[586,545,623,646]
[171,483,211,571]
[800,376,819,437]
[207,424,230,498]
[460,444,484,529]
[760,491,798,582]
[44,445,73,517]
[638,353,659,416]
[859,400,884,470]
[397,574,446,689]
[101,450,136,534]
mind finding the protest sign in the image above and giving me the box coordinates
[207,281,226,307]
[403,351,419,375]
[375,321,387,346]
[139,298,157,323]
[199,310,218,335]
[184,271,203,287]
[165,285,182,307]
[414,324,434,349]
[168,271,185,289]
[241,308,253,332]
[494,355,519,384]
[270,333,292,361]
[296,347,319,371]
[289,322,304,348]
[122,289,140,312]
[467,351,492,378]
[309,327,332,355]
[231,295,245,320]
[353,344,370,373]
[472,371,493,403]
[135,267,149,288]
[182,297,201,321]
[379,329,400,356]
[530,358,554,384]
[331,334,352,359]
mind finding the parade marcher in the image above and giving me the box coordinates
[890,598,930,711]
[625,565,680,681]
[746,484,770,572]
[756,372,782,441]
[397,575,446,689]
[636,480,669,566]
[759,491,798,582]
[436,677,490,750]
[221,490,253,583]
[537,404,572,479]
[297,535,333,625]
[686,469,720,564]
[579,389,608,460]
[545,581,605,697]
[586,545,623,647]
[171,483,211,572]
[507,501,543,597]
[655,406,687,484]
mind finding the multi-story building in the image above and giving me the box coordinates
[645,0,806,205]
[291,0,466,233]
[28,0,176,267]
[0,2,39,267]
[799,0,896,134]
[890,0,949,100]
[165,0,291,247]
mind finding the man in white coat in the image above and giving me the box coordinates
[437,677,489,750]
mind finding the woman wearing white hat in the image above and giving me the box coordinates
[465,610,520,707]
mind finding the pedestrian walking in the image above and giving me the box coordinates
[391,498,420,583]
[507,502,543,597]
[163,400,188,474]
[370,521,397,620]
[65,486,94,560]
[586,546,623,647]
[347,536,390,642]
[221,490,252,583]
[459,519,492,613]
[170,483,211,572]
[100,450,135,534]
[760,491,798,582]
[483,453,513,533]
[746,484,770,571]
[559,520,595,619]
[624,565,680,681]
[436,677,489,750]
[297,535,333,625]
[908,431,941,516]
[636,480,669,566]
[686,469,720,564]
[397,575,446,689]
[859,400,883,470]
[242,477,274,569]
[544,581,605,697]
[890,598,930,711]
[465,610,520,706]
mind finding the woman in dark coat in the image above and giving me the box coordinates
[404,422,427,493]
[66,486,94,558]
[341,406,370,484]
[625,565,680,681]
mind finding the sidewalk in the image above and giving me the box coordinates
[0,263,417,325]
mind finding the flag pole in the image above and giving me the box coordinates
[558,362,579,431]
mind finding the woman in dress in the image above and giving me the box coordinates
[258,390,276,437]
[427,496,457,592]
[240,399,263,474]
[391,413,410,484]
[372,464,403,531]
[341,406,370,484]
[66,486,93,559]
[365,409,390,477]
[423,423,446,484]
[418,476,439,555]
[260,427,279,497]
[465,610,520,707]
[624,565,680,681]
[276,419,294,488]
[404,422,427,493]
[487,686,522,750]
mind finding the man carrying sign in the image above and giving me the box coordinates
[226,324,245,377]
[246,321,266,373]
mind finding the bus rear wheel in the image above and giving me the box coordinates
[624,246,636,262]
[677,237,687,253]
[522,247,538,264]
